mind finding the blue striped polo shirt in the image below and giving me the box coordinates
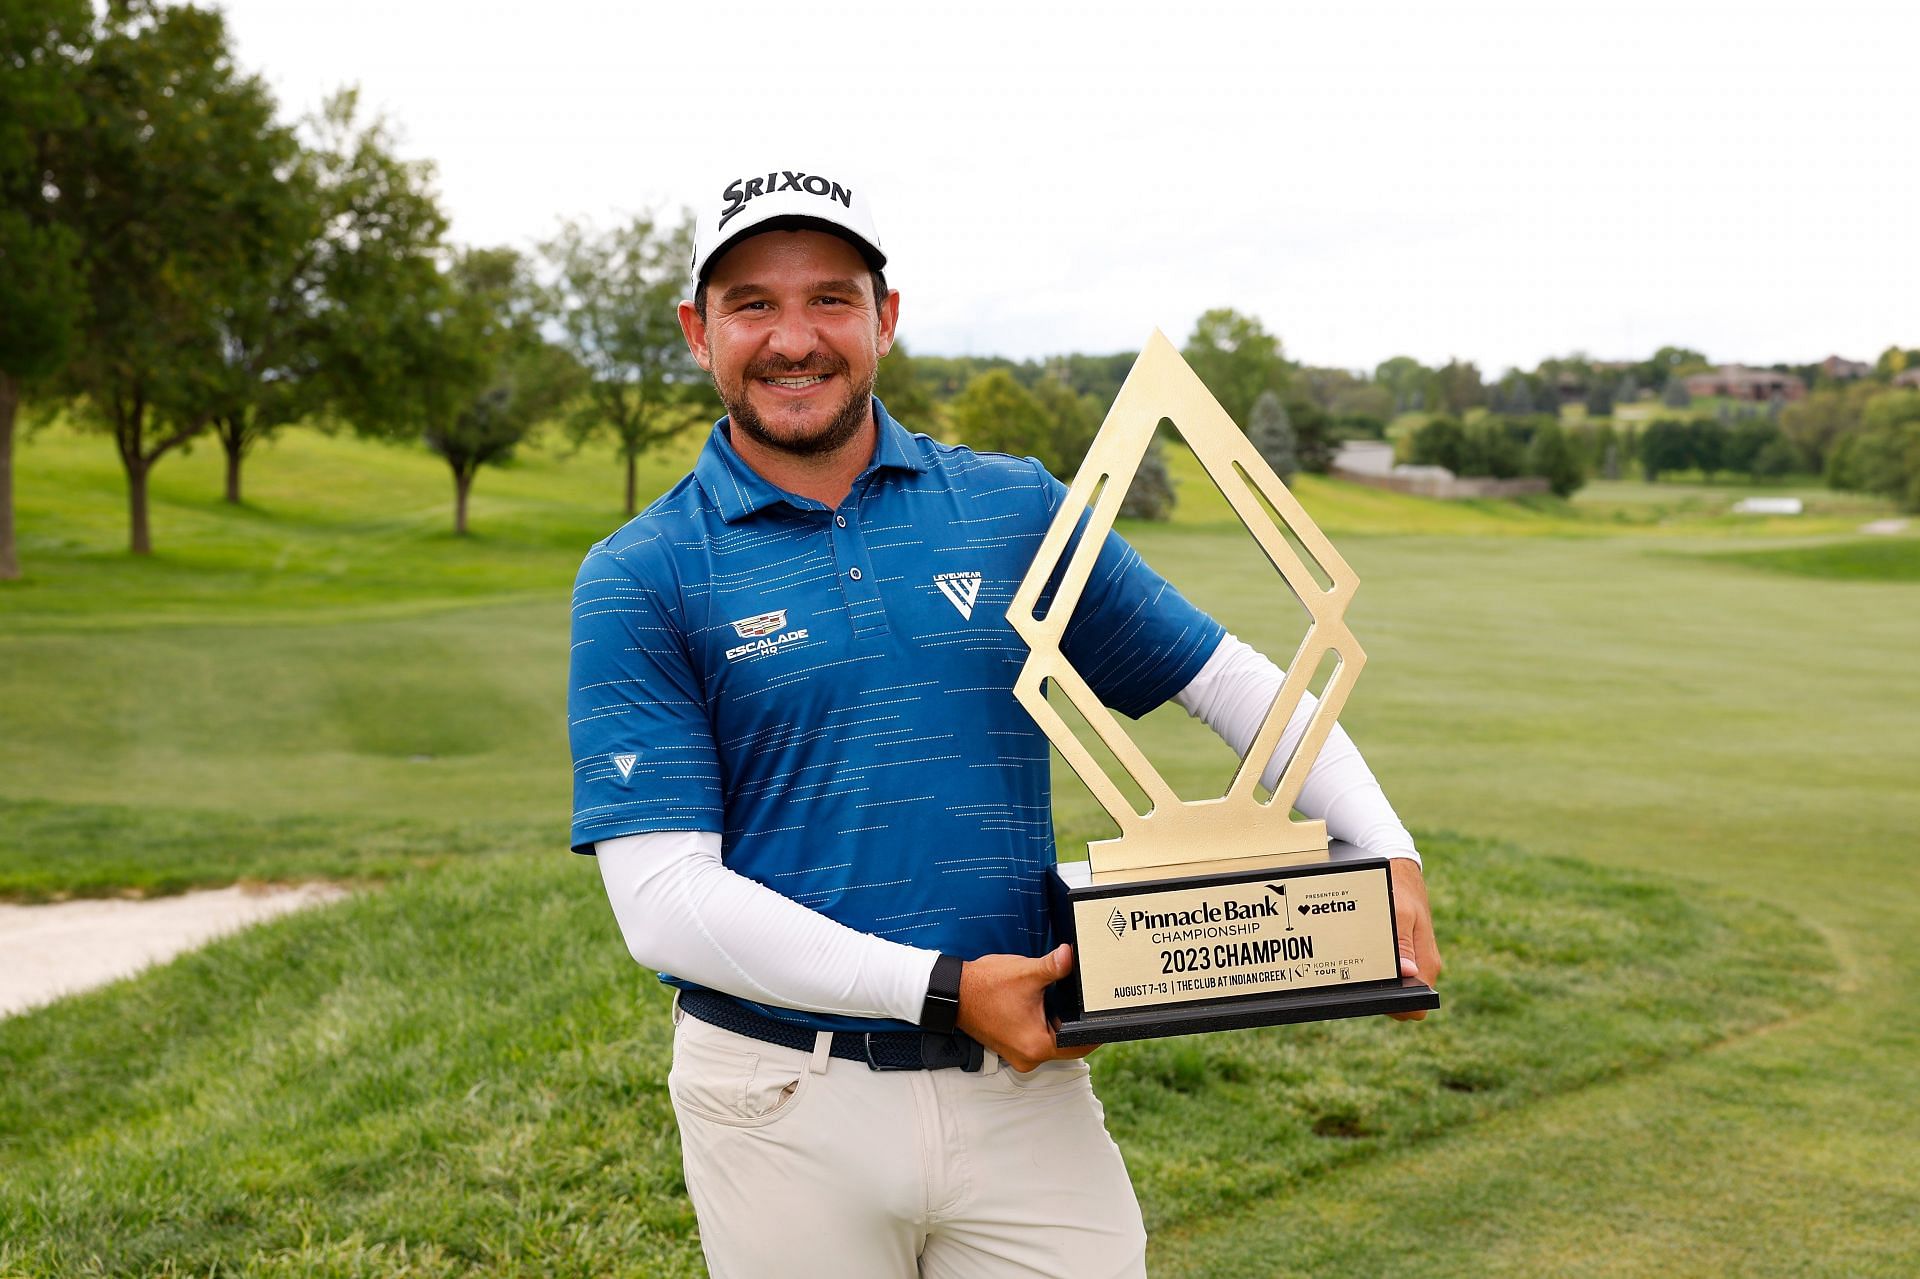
[567,399,1224,1031]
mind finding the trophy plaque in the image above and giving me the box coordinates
[1007,331,1439,1045]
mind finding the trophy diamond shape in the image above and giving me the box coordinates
[1010,330,1438,1044]
[1008,330,1365,880]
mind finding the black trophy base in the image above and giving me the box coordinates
[1045,852,1439,1046]
[1053,976,1439,1046]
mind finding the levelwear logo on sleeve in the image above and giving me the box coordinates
[612,754,638,781]
[932,571,983,620]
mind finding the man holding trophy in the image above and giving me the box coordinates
[567,168,1441,1278]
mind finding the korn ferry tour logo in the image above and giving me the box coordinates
[718,171,854,230]
[726,607,810,662]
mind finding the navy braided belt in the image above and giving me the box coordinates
[678,988,985,1072]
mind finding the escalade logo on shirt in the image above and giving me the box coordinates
[733,609,788,638]
[725,607,810,662]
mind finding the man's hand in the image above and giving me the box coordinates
[1390,859,1442,1021]
[957,944,1100,1072]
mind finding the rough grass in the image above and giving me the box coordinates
[0,798,550,901]
[0,835,1832,1278]
[1706,535,1920,581]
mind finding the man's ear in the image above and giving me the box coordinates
[678,299,712,372]
[875,288,900,361]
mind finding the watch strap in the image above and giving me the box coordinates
[918,952,963,1033]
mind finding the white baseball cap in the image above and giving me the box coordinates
[689,166,887,285]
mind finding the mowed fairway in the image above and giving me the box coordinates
[2,421,1917,1276]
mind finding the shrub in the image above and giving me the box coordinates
[1120,437,1175,520]
[1247,390,1296,481]
[1526,421,1587,496]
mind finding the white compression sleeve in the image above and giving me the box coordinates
[594,829,938,1024]
[1172,633,1421,866]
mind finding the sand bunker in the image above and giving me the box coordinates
[0,882,350,1018]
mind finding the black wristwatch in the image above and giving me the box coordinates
[918,953,964,1033]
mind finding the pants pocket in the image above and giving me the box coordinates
[668,1019,811,1129]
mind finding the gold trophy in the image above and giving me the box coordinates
[1008,331,1439,1044]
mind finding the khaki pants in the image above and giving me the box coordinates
[668,1006,1148,1278]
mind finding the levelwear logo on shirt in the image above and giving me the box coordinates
[933,571,983,620]
[612,753,638,781]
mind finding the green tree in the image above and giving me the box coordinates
[1374,353,1436,409]
[1329,381,1393,421]
[185,89,449,507]
[1287,395,1337,474]
[1723,418,1780,479]
[1408,416,1467,473]
[1871,346,1920,382]
[1503,377,1536,416]
[418,247,582,535]
[1432,359,1485,415]
[1526,420,1585,496]
[1584,378,1615,418]
[947,368,1052,463]
[1637,345,1709,390]
[1028,376,1100,481]
[1039,351,1137,412]
[1247,390,1296,480]
[0,0,92,579]
[1826,393,1920,509]
[1119,435,1174,520]
[1688,418,1725,480]
[1780,383,1880,472]
[56,0,291,553]
[1460,420,1525,478]
[303,116,449,459]
[1639,419,1692,481]
[874,340,935,428]
[1182,308,1288,431]
[541,211,699,516]
[1661,377,1692,409]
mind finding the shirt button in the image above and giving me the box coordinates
[848,567,863,581]
[835,515,847,528]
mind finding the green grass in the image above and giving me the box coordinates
[1707,535,1920,581]
[0,798,550,901]
[0,836,1832,1277]
[3,420,1918,1276]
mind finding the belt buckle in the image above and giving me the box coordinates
[861,1032,987,1072]
[862,1032,917,1072]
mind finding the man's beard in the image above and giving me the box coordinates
[720,354,875,459]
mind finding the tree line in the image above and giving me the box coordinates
[2,0,716,579]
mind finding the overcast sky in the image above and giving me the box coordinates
[213,0,1918,376]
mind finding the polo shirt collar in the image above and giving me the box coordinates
[694,397,927,524]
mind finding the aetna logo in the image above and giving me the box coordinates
[718,171,854,229]
[1297,899,1358,916]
